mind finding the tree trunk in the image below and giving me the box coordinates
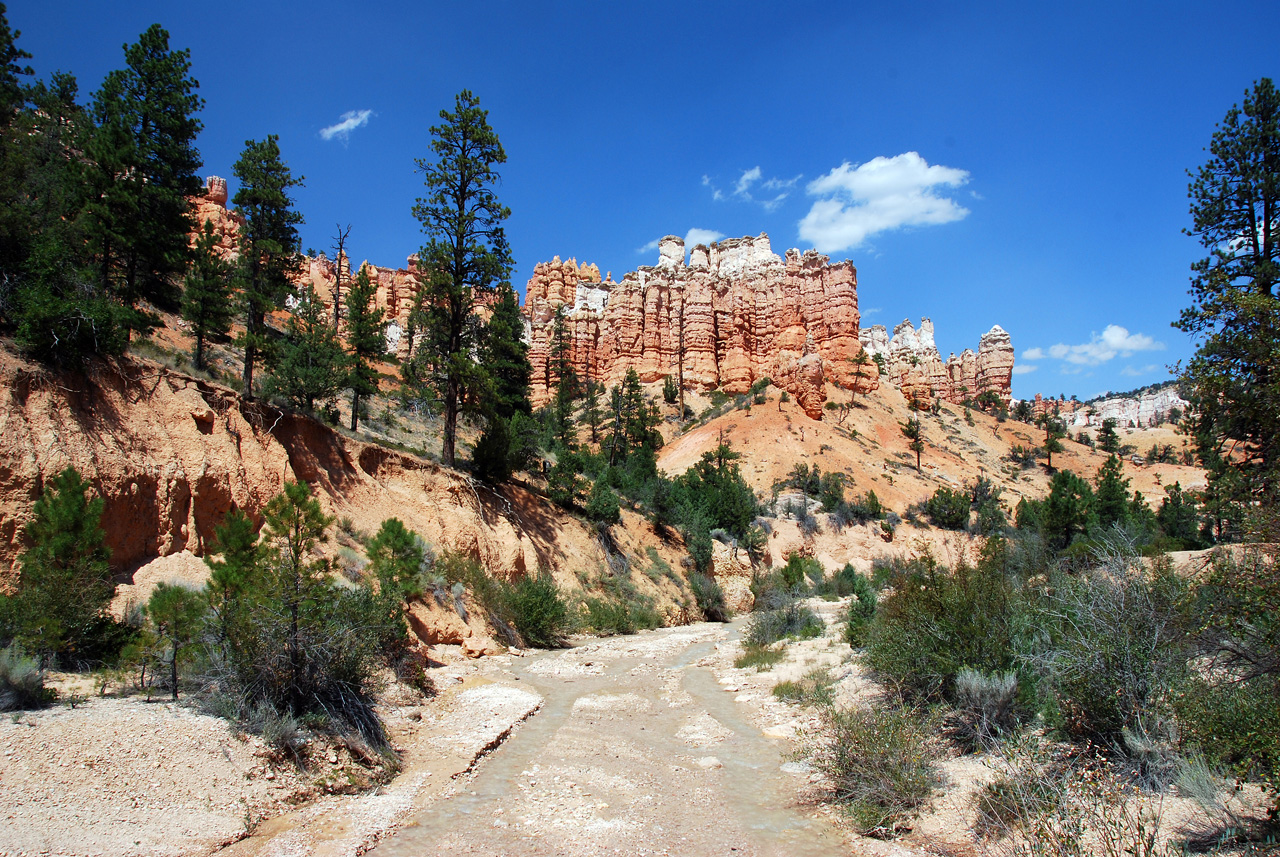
[442,376,459,466]
[170,642,179,701]
[350,390,360,431]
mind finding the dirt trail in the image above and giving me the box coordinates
[368,622,848,857]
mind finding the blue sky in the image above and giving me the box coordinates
[11,1,1279,400]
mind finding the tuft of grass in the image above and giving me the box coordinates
[773,667,835,707]
[735,644,785,671]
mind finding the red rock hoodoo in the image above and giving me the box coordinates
[859,318,1014,408]
[522,234,874,418]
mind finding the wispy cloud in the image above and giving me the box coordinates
[1012,364,1038,375]
[1021,325,1165,367]
[320,109,375,142]
[1120,364,1160,377]
[798,152,970,253]
[704,167,801,211]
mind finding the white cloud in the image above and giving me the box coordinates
[798,152,970,253]
[862,306,882,316]
[637,228,727,256]
[1031,325,1165,367]
[734,166,762,198]
[1011,364,1038,375]
[320,109,375,142]
[1120,364,1160,377]
[705,167,800,210]
[685,228,725,247]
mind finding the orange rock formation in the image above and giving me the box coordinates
[859,318,1014,408]
[523,234,874,419]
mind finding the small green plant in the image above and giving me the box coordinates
[744,601,824,647]
[802,703,941,834]
[773,667,835,707]
[925,486,970,530]
[0,644,54,711]
[734,644,785,671]
[690,573,730,622]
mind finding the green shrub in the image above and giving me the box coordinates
[803,703,941,834]
[865,545,1016,702]
[584,480,622,525]
[734,644,784,671]
[506,574,570,649]
[1022,545,1186,743]
[744,601,824,647]
[925,486,970,530]
[780,553,821,592]
[844,569,877,647]
[0,644,54,711]
[690,573,730,622]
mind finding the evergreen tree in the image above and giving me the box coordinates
[1176,78,1280,509]
[181,219,234,370]
[12,467,113,662]
[266,284,349,412]
[344,266,386,431]
[1043,469,1094,550]
[232,135,304,400]
[1038,413,1066,469]
[366,518,423,599]
[580,381,604,444]
[900,414,924,471]
[84,24,203,337]
[256,481,334,715]
[406,90,511,467]
[0,5,30,126]
[1094,454,1131,530]
[548,304,580,400]
[1158,482,1202,546]
[145,582,206,700]
[205,508,259,648]
[1097,417,1121,453]
[472,283,532,482]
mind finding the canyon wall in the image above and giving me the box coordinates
[522,234,873,418]
[859,318,1014,408]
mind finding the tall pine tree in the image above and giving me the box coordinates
[85,24,203,337]
[232,135,304,400]
[406,90,511,467]
[344,265,386,431]
[267,284,348,412]
[181,219,234,370]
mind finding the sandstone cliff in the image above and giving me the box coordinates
[0,349,674,593]
[859,318,1014,408]
[523,234,874,419]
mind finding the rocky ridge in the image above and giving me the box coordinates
[1022,385,1189,428]
[859,317,1014,408]
[522,234,873,418]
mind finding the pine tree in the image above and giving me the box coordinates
[1038,413,1066,469]
[580,381,604,444]
[145,582,206,700]
[344,266,386,431]
[1177,78,1280,510]
[257,481,334,715]
[205,508,259,648]
[900,414,924,471]
[1094,454,1131,530]
[1096,417,1121,453]
[407,90,511,467]
[472,283,533,482]
[0,4,31,130]
[13,467,113,661]
[84,24,203,337]
[181,219,234,370]
[267,284,349,412]
[232,135,304,400]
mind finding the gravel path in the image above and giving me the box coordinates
[368,622,849,857]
